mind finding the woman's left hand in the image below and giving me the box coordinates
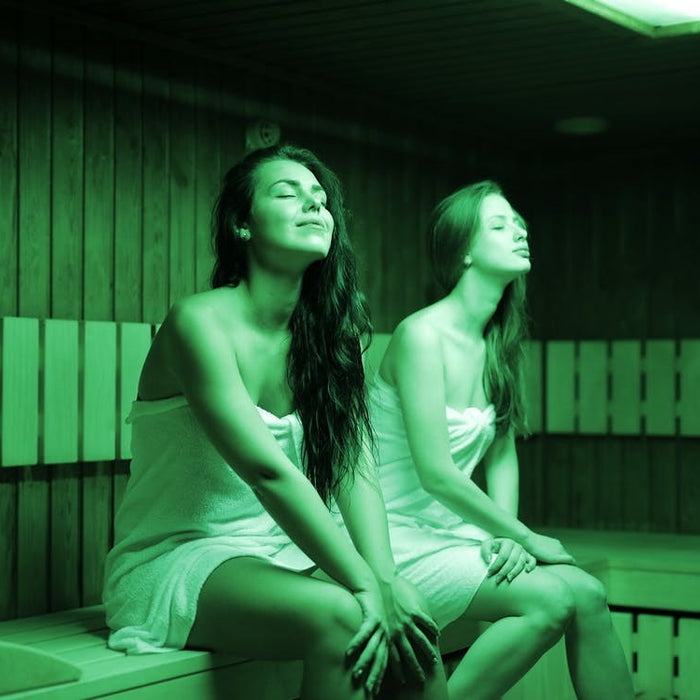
[380,574,441,685]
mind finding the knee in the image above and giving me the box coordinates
[311,587,363,654]
[569,572,608,616]
[530,578,575,635]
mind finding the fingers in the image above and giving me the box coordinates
[525,554,537,572]
[486,539,511,577]
[413,610,440,644]
[351,626,383,678]
[407,620,440,670]
[480,537,497,565]
[363,632,388,696]
[492,541,520,583]
[346,617,380,659]
[388,642,405,684]
[395,632,426,684]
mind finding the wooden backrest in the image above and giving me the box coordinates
[2,319,699,467]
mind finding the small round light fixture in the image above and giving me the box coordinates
[554,117,609,135]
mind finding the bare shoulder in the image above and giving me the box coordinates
[139,289,239,400]
[162,288,239,341]
[381,307,443,384]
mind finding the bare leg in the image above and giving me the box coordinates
[311,568,449,700]
[187,557,365,700]
[442,567,575,700]
[543,564,635,700]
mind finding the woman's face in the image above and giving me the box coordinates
[242,158,334,266]
[469,194,530,278]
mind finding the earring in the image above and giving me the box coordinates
[237,228,250,241]
[465,253,473,267]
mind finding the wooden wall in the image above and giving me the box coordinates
[1,5,697,626]
[0,7,455,621]
[507,150,700,537]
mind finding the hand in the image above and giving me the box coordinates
[522,532,576,565]
[481,537,536,584]
[346,584,389,696]
[382,575,441,685]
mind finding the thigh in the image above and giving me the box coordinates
[540,563,608,608]
[187,556,361,659]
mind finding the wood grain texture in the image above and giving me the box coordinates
[1,317,39,466]
[0,8,19,318]
[43,319,79,464]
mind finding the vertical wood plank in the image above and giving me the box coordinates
[610,611,634,674]
[543,437,571,527]
[81,461,112,606]
[114,40,143,324]
[597,438,625,530]
[51,21,84,322]
[0,9,19,317]
[0,468,18,620]
[676,618,700,700]
[523,340,543,434]
[194,58,219,294]
[610,341,641,435]
[679,339,700,437]
[648,440,677,532]
[43,319,79,464]
[545,341,576,433]
[16,466,49,616]
[83,32,114,322]
[119,322,152,459]
[644,340,676,436]
[678,440,700,534]
[82,321,117,461]
[578,341,607,434]
[636,614,674,699]
[17,14,51,318]
[142,46,170,323]
[168,58,196,306]
[623,438,651,532]
[0,317,39,466]
[49,463,80,612]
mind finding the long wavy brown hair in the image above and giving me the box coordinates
[428,180,530,436]
[211,144,373,504]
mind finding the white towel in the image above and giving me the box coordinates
[103,395,315,654]
[369,374,497,628]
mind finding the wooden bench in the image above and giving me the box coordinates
[2,320,699,697]
[3,529,699,699]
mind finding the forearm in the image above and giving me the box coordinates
[486,464,519,517]
[336,471,397,583]
[428,470,531,542]
[254,467,376,591]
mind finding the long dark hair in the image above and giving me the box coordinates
[211,144,373,504]
[428,180,530,436]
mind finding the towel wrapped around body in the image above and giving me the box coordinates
[103,395,315,654]
[366,374,498,628]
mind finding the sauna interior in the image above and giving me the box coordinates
[0,1,699,698]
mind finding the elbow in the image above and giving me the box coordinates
[419,471,451,498]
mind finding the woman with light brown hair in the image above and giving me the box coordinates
[368,181,634,699]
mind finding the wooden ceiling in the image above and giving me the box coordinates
[17,0,700,146]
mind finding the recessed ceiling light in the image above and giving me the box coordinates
[554,117,609,135]
[565,0,700,37]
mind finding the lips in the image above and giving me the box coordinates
[297,220,325,229]
[514,248,530,256]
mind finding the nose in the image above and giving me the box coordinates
[302,192,323,211]
[513,224,527,241]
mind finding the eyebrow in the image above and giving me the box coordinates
[270,179,326,193]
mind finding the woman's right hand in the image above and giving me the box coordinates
[522,532,576,565]
[346,584,389,696]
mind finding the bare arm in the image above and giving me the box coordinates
[334,439,397,583]
[483,431,519,517]
[162,299,375,592]
[391,321,532,543]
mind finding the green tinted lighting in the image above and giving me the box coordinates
[566,0,700,37]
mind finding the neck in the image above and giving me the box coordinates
[444,268,507,338]
[242,262,303,332]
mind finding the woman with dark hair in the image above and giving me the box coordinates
[368,181,634,699]
[103,145,446,699]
